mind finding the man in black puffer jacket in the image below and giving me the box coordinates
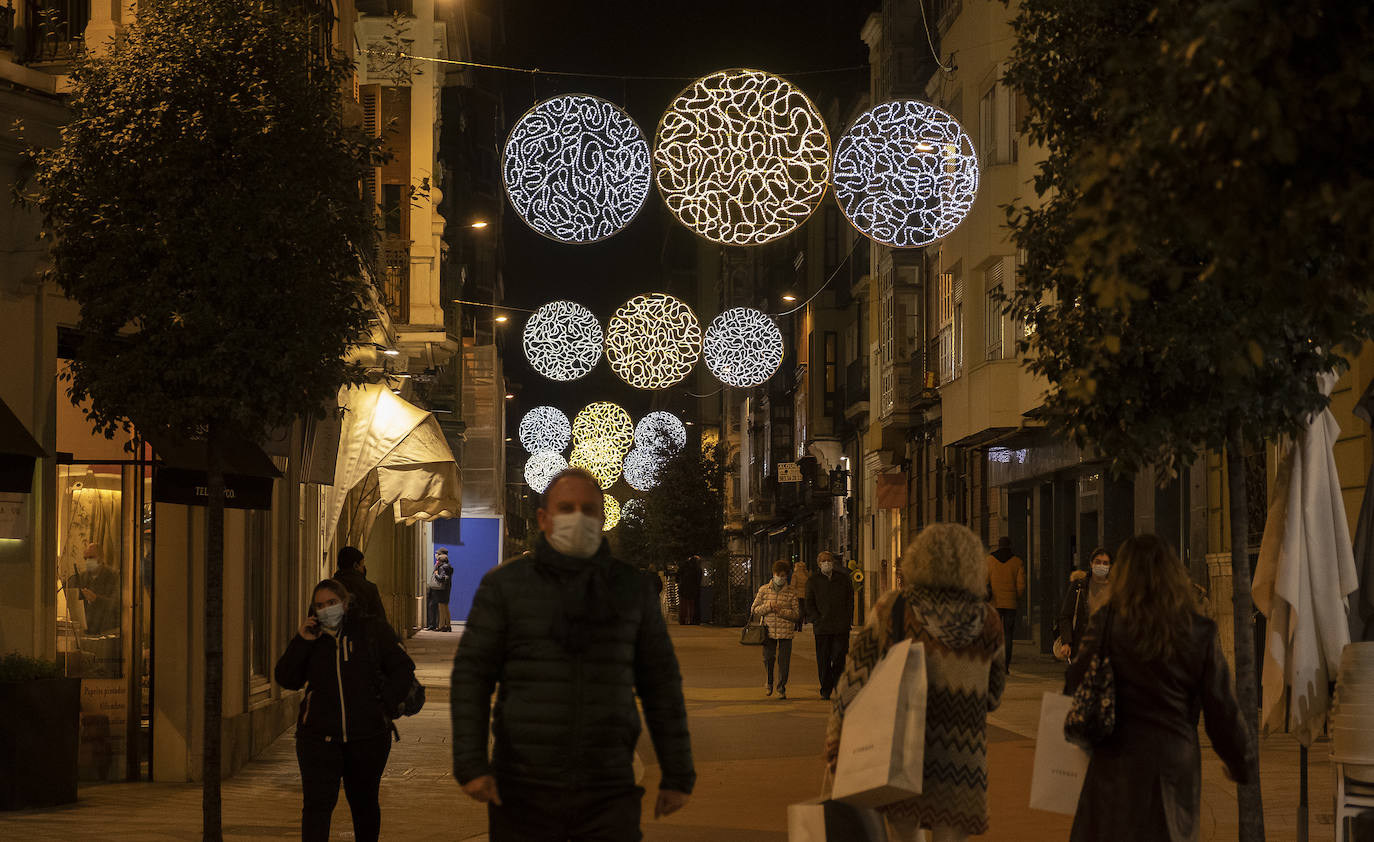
[451,468,694,841]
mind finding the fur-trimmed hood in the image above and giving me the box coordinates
[901,522,987,596]
[1069,569,1088,584]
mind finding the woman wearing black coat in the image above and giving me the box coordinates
[274,579,416,842]
[1066,535,1253,842]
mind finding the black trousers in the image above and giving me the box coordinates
[489,782,644,842]
[296,733,392,842]
[998,608,1016,670]
[814,632,850,697]
[762,636,792,691]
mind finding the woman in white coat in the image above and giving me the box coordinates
[751,559,801,699]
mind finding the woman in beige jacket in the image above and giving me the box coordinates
[751,560,801,698]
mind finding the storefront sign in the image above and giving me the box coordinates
[778,462,803,483]
[0,492,27,539]
[154,468,274,510]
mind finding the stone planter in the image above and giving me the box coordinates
[0,677,80,809]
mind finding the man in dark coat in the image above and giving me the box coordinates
[804,551,854,700]
[676,555,702,625]
[333,546,387,625]
[426,548,454,631]
[451,468,694,841]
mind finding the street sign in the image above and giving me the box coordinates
[778,462,802,483]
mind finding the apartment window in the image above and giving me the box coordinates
[932,263,963,384]
[824,332,838,416]
[985,259,1006,360]
[979,77,1017,166]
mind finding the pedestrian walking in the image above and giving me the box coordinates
[273,578,417,842]
[826,523,1005,842]
[751,559,801,699]
[986,535,1025,672]
[334,545,387,624]
[1066,534,1253,842]
[1054,547,1112,662]
[789,559,810,632]
[804,550,853,700]
[450,467,694,841]
[677,554,702,625]
[426,548,453,631]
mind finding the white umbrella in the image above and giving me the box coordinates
[1253,372,1360,839]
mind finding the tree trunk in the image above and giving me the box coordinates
[1226,422,1265,842]
[202,424,225,841]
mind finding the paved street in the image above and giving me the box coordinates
[0,624,1335,840]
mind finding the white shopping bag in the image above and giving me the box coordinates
[1029,691,1090,815]
[788,770,890,842]
[832,638,927,807]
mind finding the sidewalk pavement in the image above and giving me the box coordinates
[0,625,1338,840]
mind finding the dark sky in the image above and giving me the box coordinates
[490,0,877,433]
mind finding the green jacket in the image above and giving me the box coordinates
[450,536,695,793]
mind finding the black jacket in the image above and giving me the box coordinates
[274,613,415,742]
[804,569,854,634]
[333,566,387,624]
[1065,610,1254,841]
[450,535,695,793]
[428,560,453,600]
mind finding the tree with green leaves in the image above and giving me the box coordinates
[1004,1,1374,838]
[22,1,383,837]
[622,443,725,580]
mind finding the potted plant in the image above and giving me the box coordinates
[0,653,80,809]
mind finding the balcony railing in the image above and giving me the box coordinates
[379,239,410,325]
[17,0,87,64]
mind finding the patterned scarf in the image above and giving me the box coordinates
[909,586,986,649]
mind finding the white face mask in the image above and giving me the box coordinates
[85,559,100,573]
[316,602,345,632]
[819,562,834,575]
[548,512,603,559]
[1092,563,1110,580]
[772,575,787,587]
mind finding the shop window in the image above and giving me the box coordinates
[247,510,272,687]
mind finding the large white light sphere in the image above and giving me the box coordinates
[634,411,688,452]
[703,307,784,388]
[622,448,663,491]
[523,300,603,382]
[604,293,702,389]
[602,495,621,531]
[503,94,651,244]
[654,69,831,246]
[571,402,635,453]
[518,405,572,454]
[832,100,980,248]
[570,439,623,489]
[524,450,569,493]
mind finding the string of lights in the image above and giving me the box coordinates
[396,51,869,81]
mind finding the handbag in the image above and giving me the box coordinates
[740,614,768,645]
[1053,586,1084,663]
[1063,606,1115,749]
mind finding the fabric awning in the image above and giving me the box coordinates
[148,429,282,510]
[0,397,46,493]
[323,384,461,546]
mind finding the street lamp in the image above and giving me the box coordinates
[781,293,797,303]
[470,220,489,229]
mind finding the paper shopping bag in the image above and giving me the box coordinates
[787,798,889,842]
[832,639,927,807]
[1029,691,1090,815]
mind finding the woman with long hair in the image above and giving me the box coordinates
[1067,534,1254,841]
[827,523,1004,842]
[274,579,416,842]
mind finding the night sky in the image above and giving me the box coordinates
[489,0,877,433]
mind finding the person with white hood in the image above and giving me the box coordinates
[451,467,694,841]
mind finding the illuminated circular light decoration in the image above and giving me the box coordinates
[518,405,572,454]
[654,69,831,246]
[832,100,980,248]
[634,411,688,452]
[604,293,702,389]
[602,495,621,531]
[570,440,623,489]
[524,450,569,494]
[503,94,652,244]
[572,401,634,452]
[703,307,784,388]
[622,498,644,521]
[523,301,603,382]
[622,448,662,491]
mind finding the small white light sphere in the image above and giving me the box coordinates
[523,300,603,382]
[604,293,702,389]
[518,405,572,454]
[503,94,651,244]
[622,498,644,522]
[524,450,569,494]
[570,440,623,489]
[602,495,621,531]
[634,411,688,452]
[702,307,784,388]
[832,100,980,248]
[622,448,663,491]
[572,401,635,452]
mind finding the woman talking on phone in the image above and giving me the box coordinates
[274,579,416,842]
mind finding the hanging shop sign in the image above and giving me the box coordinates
[778,462,803,483]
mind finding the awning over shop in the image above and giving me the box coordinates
[0,396,46,493]
[323,384,461,548]
[149,429,282,510]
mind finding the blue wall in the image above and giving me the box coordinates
[434,516,503,622]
